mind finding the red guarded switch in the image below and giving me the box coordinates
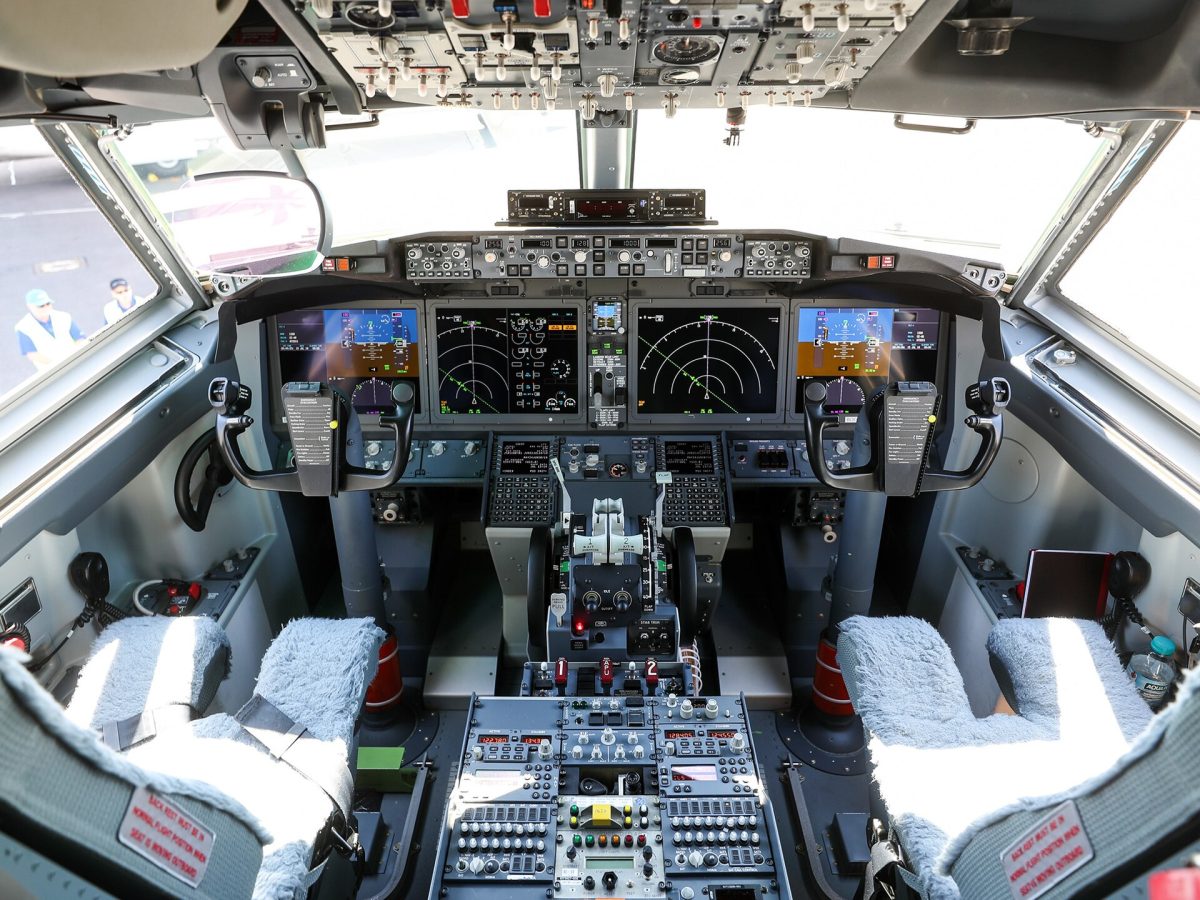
[533,0,551,16]
[554,657,569,686]
[450,0,470,17]
[600,657,614,686]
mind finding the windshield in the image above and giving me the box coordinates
[635,109,1103,274]
[113,107,1100,274]
[111,110,579,248]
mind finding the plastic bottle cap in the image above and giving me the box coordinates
[1151,635,1176,657]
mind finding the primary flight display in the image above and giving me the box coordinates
[275,307,421,415]
[794,307,940,415]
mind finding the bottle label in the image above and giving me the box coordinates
[1133,672,1168,704]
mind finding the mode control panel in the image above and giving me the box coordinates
[472,233,744,280]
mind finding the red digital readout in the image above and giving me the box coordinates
[708,730,737,739]
[664,730,696,739]
[520,735,549,745]
[479,735,507,744]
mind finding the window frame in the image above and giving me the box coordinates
[1007,116,1200,436]
[0,121,211,456]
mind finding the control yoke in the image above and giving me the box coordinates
[802,377,1010,496]
[209,378,416,496]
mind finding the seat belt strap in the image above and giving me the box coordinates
[101,703,194,751]
[232,694,354,823]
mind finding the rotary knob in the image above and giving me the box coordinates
[731,732,746,751]
[429,440,447,456]
[601,727,616,745]
[680,699,694,719]
[688,850,704,867]
[704,698,719,718]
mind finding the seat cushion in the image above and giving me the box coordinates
[838,616,1148,899]
[64,615,231,746]
[128,616,385,900]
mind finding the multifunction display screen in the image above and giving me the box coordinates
[635,306,781,416]
[435,307,579,415]
[275,308,421,415]
[663,440,716,475]
[794,307,940,415]
[499,441,552,475]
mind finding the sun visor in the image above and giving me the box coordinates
[0,0,249,78]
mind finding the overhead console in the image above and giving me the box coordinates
[302,0,931,115]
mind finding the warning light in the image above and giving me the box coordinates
[573,619,587,636]
[692,16,702,28]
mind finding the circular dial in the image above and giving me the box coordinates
[652,35,721,65]
[350,377,394,412]
[824,376,866,412]
[637,310,779,415]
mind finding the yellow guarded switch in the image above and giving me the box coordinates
[591,803,612,826]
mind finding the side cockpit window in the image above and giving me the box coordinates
[0,124,158,402]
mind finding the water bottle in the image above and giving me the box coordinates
[1126,635,1177,710]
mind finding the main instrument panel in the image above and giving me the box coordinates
[270,295,943,432]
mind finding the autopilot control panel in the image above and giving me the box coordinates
[429,693,789,899]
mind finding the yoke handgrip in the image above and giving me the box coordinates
[210,378,302,493]
[801,381,877,492]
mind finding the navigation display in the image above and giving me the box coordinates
[635,306,781,417]
[795,307,940,415]
[435,307,580,415]
[276,308,421,415]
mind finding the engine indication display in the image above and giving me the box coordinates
[795,307,940,416]
[635,306,781,417]
[435,307,580,416]
[275,308,420,417]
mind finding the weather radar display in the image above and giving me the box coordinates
[635,306,781,416]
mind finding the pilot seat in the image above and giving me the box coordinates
[0,616,383,899]
[837,615,1200,899]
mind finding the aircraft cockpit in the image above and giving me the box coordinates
[0,2,1198,899]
